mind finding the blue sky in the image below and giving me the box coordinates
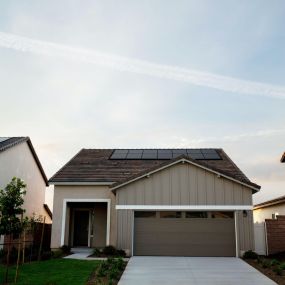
[0,0,284,205]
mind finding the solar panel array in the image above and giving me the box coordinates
[110,149,221,160]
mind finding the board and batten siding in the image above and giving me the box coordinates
[116,162,254,256]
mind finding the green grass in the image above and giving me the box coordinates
[0,259,100,285]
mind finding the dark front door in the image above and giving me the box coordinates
[73,210,89,246]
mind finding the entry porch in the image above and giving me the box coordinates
[62,200,110,248]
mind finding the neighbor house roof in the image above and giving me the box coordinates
[254,195,285,210]
[281,152,285,163]
[49,148,260,191]
[0,137,48,186]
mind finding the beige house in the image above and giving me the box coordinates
[0,137,52,223]
[49,148,260,257]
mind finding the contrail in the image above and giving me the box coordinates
[1,31,285,98]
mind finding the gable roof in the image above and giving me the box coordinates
[49,148,260,192]
[254,195,285,210]
[110,155,260,192]
[281,152,285,163]
[0,137,48,186]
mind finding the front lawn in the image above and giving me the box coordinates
[0,259,100,285]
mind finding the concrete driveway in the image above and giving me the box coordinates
[118,257,276,285]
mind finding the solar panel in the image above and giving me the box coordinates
[203,152,221,160]
[142,150,158,159]
[187,149,202,154]
[110,149,128,159]
[188,153,205,160]
[201,149,218,154]
[158,150,172,159]
[126,150,143,159]
[0,137,10,143]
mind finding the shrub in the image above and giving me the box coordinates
[52,249,63,259]
[270,259,280,266]
[279,262,285,270]
[243,250,258,259]
[116,249,126,257]
[273,266,283,276]
[262,260,271,268]
[93,248,102,256]
[103,245,117,256]
[60,245,71,254]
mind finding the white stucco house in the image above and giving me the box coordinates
[0,137,52,224]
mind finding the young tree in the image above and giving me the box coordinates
[0,177,27,283]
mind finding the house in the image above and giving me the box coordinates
[49,148,260,257]
[0,137,52,223]
[254,196,285,223]
[281,152,285,163]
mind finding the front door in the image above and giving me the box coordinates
[73,210,89,247]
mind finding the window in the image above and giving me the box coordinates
[211,211,234,219]
[185,211,208,218]
[160,211,181,218]
[135,211,156,218]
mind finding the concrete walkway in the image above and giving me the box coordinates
[64,248,93,260]
[118,257,277,285]
[64,248,129,261]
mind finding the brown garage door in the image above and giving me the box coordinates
[134,211,236,257]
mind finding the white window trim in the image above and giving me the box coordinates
[61,199,111,246]
[116,205,253,210]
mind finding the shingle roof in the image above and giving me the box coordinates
[0,137,48,186]
[49,148,260,191]
[254,195,285,210]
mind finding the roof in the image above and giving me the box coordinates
[49,148,260,191]
[281,152,285,163]
[0,137,48,186]
[254,195,285,210]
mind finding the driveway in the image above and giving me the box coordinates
[118,257,276,285]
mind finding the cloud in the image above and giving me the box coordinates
[173,128,285,146]
[1,31,285,99]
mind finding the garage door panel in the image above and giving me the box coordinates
[134,213,235,256]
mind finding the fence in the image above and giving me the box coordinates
[0,222,52,263]
[254,215,285,256]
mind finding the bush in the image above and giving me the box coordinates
[60,245,71,254]
[279,262,285,270]
[273,266,283,276]
[102,245,117,256]
[262,259,271,268]
[52,249,63,259]
[92,248,102,256]
[270,259,280,266]
[116,249,126,257]
[243,250,258,259]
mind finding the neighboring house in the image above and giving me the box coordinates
[0,137,52,223]
[254,196,285,223]
[49,148,260,257]
[281,152,285,163]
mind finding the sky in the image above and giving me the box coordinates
[0,1,284,206]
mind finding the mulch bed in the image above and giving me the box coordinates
[86,259,127,285]
[245,259,285,285]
